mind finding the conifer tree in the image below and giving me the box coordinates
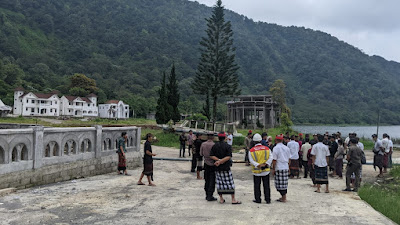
[167,64,180,124]
[155,72,170,124]
[202,91,211,121]
[193,0,240,122]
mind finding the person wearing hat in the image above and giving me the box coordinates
[271,135,291,202]
[210,132,241,204]
[248,133,273,204]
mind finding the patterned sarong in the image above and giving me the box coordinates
[315,166,328,184]
[215,170,235,195]
[143,163,153,178]
[374,154,383,169]
[383,154,389,168]
[274,169,289,191]
[289,159,300,177]
[196,156,203,171]
[118,152,126,171]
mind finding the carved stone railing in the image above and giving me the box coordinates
[0,126,141,175]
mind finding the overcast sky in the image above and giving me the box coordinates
[191,0,400,63]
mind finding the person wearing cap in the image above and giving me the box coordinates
[271,135,291,202]
[210,132,241,204]
[200,133,217,201]
[372,134,385,178]
[311,135,330,193]
[248,133,273,204]
[382,133,390,173]
[287,135,300,179]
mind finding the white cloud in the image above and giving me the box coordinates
[191,0,400,62]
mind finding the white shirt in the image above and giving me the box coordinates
[272,143,290,170]
[311,142,330,167]
[227,134,233,146]
[382,138,390,153]
[388,140,393,152]
[287,140,300,160]
[248,144,273,176]
[374,139,384,155]
[301,142,311,161]
[357,142,364,151]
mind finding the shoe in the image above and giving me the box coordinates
[191,170,195,173]
[266,200,271,204]
[253,200,261,204]
[342,188,352,192]
[352,189,358,192]
[207,197,217,201]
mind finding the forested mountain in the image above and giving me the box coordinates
[1,0,399,124]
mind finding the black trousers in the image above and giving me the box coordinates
[204,164,216,198]
[188,144,193,156]
[346,164,361,190]
[302,160,309,178]
[180,143,185,157]
[191,154,197,171]
[253,174,271,202]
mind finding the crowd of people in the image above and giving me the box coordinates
[114,129,395,204]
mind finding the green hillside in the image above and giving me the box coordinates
[0,0,399,124]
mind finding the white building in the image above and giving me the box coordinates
[0,99,12,117]
[60,94,98,117]
[99,100,130,119]
[13,88,61,117]
[13,87,98,117]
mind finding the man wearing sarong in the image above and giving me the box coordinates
[372,134,384,178]
[311,135,330,193]
[287,135,300,179]
[249,133,273,204]
[210,132,241,204]
[271,135,291,203]
[301,138,311,178]
[388,135,393,169]
[382,133,390,173]
[137,133,157,186]
[117,132,129,175]
[343,138,363,192]
[200,134,217,201]
[193,134,204,179]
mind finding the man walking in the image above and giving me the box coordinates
[249,133,273,204]
[343,138,363,192]
[200,133,217,201]
[287,135,300,179]
[311,135,330,193]
[271,135,291,203]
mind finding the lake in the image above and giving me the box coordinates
[292,125,400,139]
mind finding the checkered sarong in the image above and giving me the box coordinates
[274,169,289,190]
[215,170,235,195]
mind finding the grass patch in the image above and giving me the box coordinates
[358,166,400,224]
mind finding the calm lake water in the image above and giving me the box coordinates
[292,125,400,139]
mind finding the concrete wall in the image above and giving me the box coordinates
[0,126,141,189]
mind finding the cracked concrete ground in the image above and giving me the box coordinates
[0,146,397,225]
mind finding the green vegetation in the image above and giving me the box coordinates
[1,0,400,124]
[359,167,400,224]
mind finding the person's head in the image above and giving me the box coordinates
[208,133,214,140]
[372,134,378,141]
[324,134,328,140]
[189,130,193,135]
[218,132,226,141]
[350,138,358,145]
[305,138,310,143]
[248,130,252,134]
[338,139,343,146]
[299,133,303,138]
[284,136,290,142]
[305,134,310,138]
[196,133,201,138]
[181,132,185,136]
[317,134,324,142]
[383,133,388,138]
[337,132,341,137]
[290,135,295,140]
[121,132,127,139]
[253,133,262,143]
[275,135,283,143]
[247,132,252,138]
[330,136,335,141]
[146,133,153,141]
[313,134,318,140]
[285,132,290,136]
[267,136,272,142]
[261,132,268,140]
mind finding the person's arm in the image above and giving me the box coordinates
[146,150,156,156]
[312,155,315,168]
[266,151,273,167]
[248,150,259,168]
[346,149,351,161]
[271,160,277,176]
[200,144,204,157]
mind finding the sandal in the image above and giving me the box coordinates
[276,199,286,203]
[219,199,225,204]
[232,201,242,205]
[314,190,321,193]
[148,183,156,186]
[137,182,145,185]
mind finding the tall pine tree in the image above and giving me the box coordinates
[167,64,180,124]
[155,72,170,124]
[193,0,240,122]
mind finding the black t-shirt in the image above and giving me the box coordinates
[329,141,338,156]
[210,141,232,171]
[144,141,153,164]
[194,139,203,156]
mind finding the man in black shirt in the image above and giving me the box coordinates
[210,132,241,204]
[329,135,338,175]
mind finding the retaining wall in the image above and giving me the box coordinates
[0,126,141,189]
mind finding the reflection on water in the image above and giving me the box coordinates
[292,125,400,139]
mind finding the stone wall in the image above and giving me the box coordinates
[0,126,141,189]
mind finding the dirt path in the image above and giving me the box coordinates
[0,146,396,225]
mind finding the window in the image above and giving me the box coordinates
[55,101,57,104]
[50,109,53,113]
[26,100,28,103]
[26,108,28,111]
[31,100,35,103]
[50,102,52,105]
[31,108,34,112]
[69,102,71,105]
[55,109,57,113]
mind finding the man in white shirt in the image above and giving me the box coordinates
[388,135,393,169]
[248,133,273,204]
[311,135,330,193]
[372,134,385,178]
[227,132,233,146]
[301,138,312,178]
[382,133,390,173]
[271,135,291,203]
[287,135,300,179]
